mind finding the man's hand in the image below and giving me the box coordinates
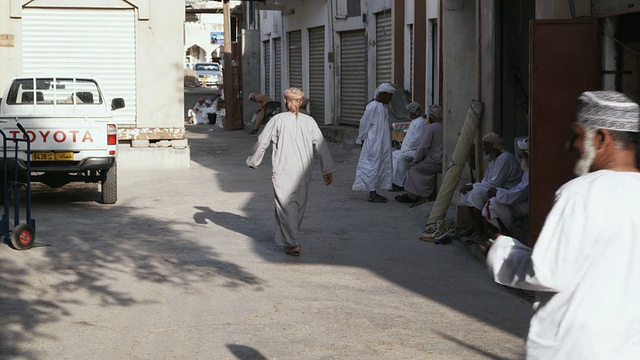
[460,184,473,194]
[486,187,497,198]
[323,173,333,185]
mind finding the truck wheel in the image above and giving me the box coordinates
[101,163,117,204]
[11,224,35,250]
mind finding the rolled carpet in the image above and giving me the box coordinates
[425,99,484,227]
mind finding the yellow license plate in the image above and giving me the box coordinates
[32,152,74,161]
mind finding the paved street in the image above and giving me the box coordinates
[0,124,532,359]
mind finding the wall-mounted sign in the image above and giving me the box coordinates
[210,31,224,45]
[0,34,14,47]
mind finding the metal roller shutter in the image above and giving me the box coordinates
[339,30,367,125]
[263,40,271,97]
[288,30,302,89]
[22,8,137,125]
[375,11,392,87]
[274,38,282,103]
[308,26,325,124]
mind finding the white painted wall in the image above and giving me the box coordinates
[442,1,476,182]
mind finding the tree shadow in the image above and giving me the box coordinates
[0,196,264,359]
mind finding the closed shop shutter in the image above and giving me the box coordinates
[308,26,325,124]
[288,30,302,89]
[22,8,136,125]
[264,40,271,97]
[375,11,392,87]
[339,30,367,125]
[274,37,282,103]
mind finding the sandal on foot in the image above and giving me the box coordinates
[285,245,301,256]
[367,194,387,203]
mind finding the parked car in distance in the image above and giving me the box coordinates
[194,62,222,88]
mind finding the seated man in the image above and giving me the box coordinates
[391,102,428,191]
[202,100,217,125]
[483,137,529,236]
[459,132,522,239]
[188,97,207,124]
[248,92,273,134]
[395,105,443,204]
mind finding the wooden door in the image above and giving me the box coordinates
[529,19,598,243]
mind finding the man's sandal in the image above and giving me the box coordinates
[285,245,301,256]
[367,194,388,203]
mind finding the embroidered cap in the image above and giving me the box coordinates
[576,91,640,132]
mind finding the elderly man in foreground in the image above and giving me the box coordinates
[391,101,428,191]
[459,132,522,240]
[487,91,640,359]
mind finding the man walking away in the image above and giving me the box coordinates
[247,88,335,256]
[487,91,640,359]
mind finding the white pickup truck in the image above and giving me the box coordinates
[0,75,125,204]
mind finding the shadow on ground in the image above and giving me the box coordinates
[0,190,263,359]
[186,124,531,343]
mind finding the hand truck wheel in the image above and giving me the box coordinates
[11,223,35,250]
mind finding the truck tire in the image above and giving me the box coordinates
[101,163,117,204]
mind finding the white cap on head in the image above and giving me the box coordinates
[517,137,529,152]
[376,83,396,95]
[576,91,640,132]
[406,102,421,115]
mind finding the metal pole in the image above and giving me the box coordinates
[222,0,234,131]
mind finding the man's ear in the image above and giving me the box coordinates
[596,129,611,150]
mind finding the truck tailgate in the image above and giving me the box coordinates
[0,116,108,151]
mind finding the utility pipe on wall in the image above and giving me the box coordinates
[474,0,483,178]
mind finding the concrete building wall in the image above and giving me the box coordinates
[136,1,184,131]
[0,3,21,90]
[442,3,476,182]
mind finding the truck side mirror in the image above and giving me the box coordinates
[111,98,125,110]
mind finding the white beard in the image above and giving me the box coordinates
[574,128,596,177]
[520,158,529,172]
[485,152,498,163]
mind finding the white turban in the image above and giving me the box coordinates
[406,102,421,115]
[576,91,640,132]
[517,137,529,152]
[482,132,505,151]
[376,83,396,96]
